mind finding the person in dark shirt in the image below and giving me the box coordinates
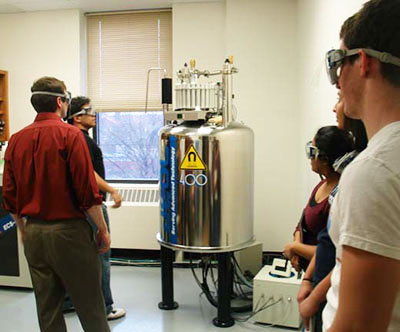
[2,76,111,332]
[297,96,368,332]
[283,126,354,271]
[66,96,125,320]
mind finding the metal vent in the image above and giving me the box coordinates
[106,186,159,204]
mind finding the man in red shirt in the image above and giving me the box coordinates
[2,76,111,332]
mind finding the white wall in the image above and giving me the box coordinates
[0,9,82,134]
[173,2,226,75]
[296,0,366,201]
[79,11,88,95]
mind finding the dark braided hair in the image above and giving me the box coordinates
[314,126,355,169]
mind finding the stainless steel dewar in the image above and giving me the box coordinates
[158,58,255,252]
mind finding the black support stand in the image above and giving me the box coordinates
[212,252,235,327]
[158,245,179,310]
[158,246,235,327]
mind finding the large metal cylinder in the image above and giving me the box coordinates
[158,120,254,252]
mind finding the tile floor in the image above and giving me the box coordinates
[0,265,296,332]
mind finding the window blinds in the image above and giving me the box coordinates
[87,10,172,112]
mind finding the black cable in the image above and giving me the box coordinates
[203,258,209,283]
[189,254,254,313]
[110,257,202,269]
[233,297,282,323]
[234,269,252,299]
[190,256,218,307]
[190,257,203,290]
[231,256,253,289]
[209,261,218,290]
[110,261,161,267]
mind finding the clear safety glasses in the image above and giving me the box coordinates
[305,141,319,160]
[31,90,71,104]
[325,48,400,85]
[69,106,97,118]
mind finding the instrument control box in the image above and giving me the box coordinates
[253,264,303,328]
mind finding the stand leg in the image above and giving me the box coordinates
[213,252,234,327]
[158,245,179,310]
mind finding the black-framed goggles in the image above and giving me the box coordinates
[325,48,400,85]
[68,106,96,119]
[31,91,71,104]
[305,141,319,160]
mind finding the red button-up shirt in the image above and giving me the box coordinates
[2,112,102,221]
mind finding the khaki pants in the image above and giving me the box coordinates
[24,218,110,332]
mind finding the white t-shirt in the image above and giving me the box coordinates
[323,121,400,332]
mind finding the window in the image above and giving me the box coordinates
[87,10,172,182]
[96,112,163,181]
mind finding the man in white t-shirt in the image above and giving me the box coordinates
[322,0,400,331]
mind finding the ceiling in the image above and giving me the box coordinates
[0,0,218,14]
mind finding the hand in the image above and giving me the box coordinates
[97,229,111,254]
[283,242,296,259]
[110,190,122,208]
[299,294,320,331]
[297,279,313,303]
[291,254,301,272]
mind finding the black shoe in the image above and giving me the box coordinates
[62,306,75,313]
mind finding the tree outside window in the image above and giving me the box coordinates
[97,111,164,181]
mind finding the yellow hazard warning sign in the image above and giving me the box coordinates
[180,145,206,170]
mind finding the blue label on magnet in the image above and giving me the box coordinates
[169,136,178,244]
[0,214,16,235]
[159,136,178,244]
[160,145,171,236]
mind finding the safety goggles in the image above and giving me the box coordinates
[69,106,96,118]
[325,48,400,85]
[305,141,319,160]
[31,91,71,104]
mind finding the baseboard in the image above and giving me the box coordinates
[111,248,160,260]
[111,248,284,263]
